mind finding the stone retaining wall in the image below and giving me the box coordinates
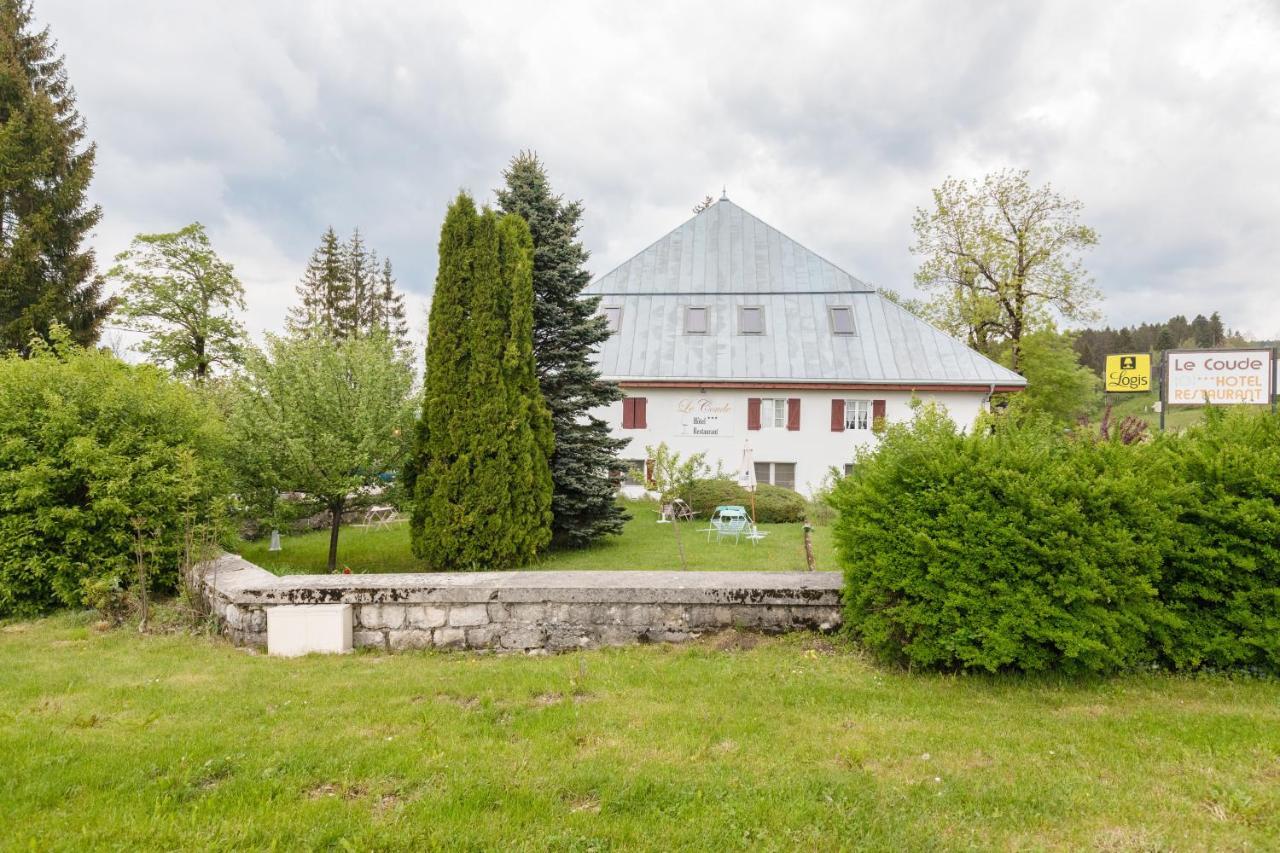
[194,554,844,653]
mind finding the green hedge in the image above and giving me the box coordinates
[0,333,227,617]
[831,404,1280,674]
[680,478,808,523]
[1154,409,1280,670]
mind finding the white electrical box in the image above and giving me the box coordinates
[267,604,353,657]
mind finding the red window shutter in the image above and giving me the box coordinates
[830,399,845,432]
[622,398,635,429]
[635,396,647,429]
[644,458,655,486]
[872,399,886,428]
[787,398,801,431]
[747,398,761,431]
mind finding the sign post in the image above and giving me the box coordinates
[1159,348,1276,430]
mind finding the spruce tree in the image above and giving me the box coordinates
[409,193,552,570]
[286,226,410,350]
[285,227,348,337]
[0,0,112,351]
[375,257,409,344]
[496,152,628,548]
[344,227,376,336]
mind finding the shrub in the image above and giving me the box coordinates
[681,478,807,523]
[682,478,747,518]
[831,404,1178,674]
[1154,408,1280,671]
[753,484,807,523]
[0,330,228,617]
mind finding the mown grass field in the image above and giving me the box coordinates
[2,611,1279,850]
[239,500,838,575]
[1099,390,1274,431]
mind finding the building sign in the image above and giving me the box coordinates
[678,398,734,437]
[1105,353,1151,393]
[1166,349,1275,405]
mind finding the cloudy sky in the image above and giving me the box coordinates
[40,0,1280,351]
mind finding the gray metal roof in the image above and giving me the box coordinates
[585,198,1025,387]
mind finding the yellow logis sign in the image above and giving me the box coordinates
[1105,353,1151,392]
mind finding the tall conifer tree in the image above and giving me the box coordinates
[287,226,410,349]
[375,257,409,344]
[0,0,112,351]
[408,193,552,570]
[496,152,627,548]
[285,227,348,337]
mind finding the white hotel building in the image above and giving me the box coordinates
[586,196,1025,496]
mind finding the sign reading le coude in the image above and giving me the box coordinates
[1165,348,1275,406]
[1105,353,1151,392]
[678,398,734,437]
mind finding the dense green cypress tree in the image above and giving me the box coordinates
[0,0,112,351]
[498,213,554,562]
[408,194,552,570]
[496,152,628,548]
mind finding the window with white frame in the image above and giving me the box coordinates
[601,306,622,332]
[684,306,708,334]
[844,399,871,430]
[759,397,787,429]
[829,305,856,335]
[753,461,797,491]
[738,305,764,334]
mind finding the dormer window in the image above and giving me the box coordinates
[829,306,856,335]
[601,305,622,332]
[738,305,764,335]
[684,306,708,335]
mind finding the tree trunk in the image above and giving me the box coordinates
[327,497,344,572]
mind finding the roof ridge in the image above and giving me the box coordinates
[587,197,875,292]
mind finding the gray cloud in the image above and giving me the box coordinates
[41,0,1280,347]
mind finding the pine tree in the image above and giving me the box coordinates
[408,193,552,570]
[0,0,112,351]
[496,152,628,549]
[286,227,348,337]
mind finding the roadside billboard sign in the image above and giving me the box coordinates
[1105,353,1151,393]
[1164,348,1275,406]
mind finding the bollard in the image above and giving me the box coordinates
[803,521,816,571]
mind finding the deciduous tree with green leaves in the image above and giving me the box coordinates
[0,325,228,617]
[496,152,627,548]
[999,327,1100,425]
[408,192,554,570]
[108,222,246,382]
[228,333,416,572]
[911,169,1100,371]
[0,0,113,351]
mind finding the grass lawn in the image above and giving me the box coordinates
[238,500,839,575]
[2,612,1278,850]
[1100,390,1275,432]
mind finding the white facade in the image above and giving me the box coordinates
[584,197,1024,497]
[598,387,988,497]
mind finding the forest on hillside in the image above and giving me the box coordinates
[1072,312,1261,375]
